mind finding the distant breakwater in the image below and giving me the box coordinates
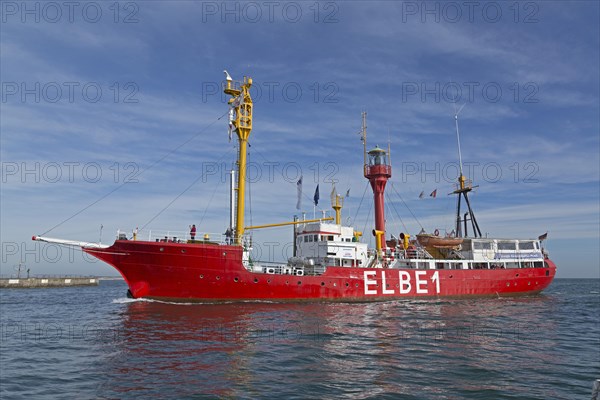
[0,277,98,288]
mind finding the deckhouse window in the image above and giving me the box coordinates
[473,241,492,250]
[498,241,516,250]
[519,241,535,250]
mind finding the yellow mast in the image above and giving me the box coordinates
[224,74,253,245]
[332,194,342,225]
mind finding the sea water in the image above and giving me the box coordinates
[1,279,598,399]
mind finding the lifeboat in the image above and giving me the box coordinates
[416,233,464,249]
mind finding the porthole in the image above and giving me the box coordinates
[506,282,510,287]
[297,281,302,285]
[321,282,325,286]
[254,278,258,283]
[345,282,349,287]
[515,273,519,277]
[160,247,164,252]
[286,280,289,285]
[234,277,239,282]
[216,276,220,280]
[267,279,271,284]
[181,249,186,253]
[199,274,204,279]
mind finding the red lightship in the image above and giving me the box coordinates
[33,73,556,301]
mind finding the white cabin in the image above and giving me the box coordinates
[295,222,369,269]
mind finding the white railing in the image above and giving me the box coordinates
[117,229,235,245]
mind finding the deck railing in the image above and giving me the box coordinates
[117,229,236,245]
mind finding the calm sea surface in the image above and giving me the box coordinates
[1,279,598,399]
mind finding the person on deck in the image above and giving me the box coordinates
[190,224,197,240]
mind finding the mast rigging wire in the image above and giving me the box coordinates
[385,191,408,233]
[351,181,371,227]
[40,110,231,236]
[143,146,235,230]
[389,182,424,230]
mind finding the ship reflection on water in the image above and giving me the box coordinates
[97,294,561,398]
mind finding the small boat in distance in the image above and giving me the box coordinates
[33,72,556,302]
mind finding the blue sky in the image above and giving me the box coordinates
[1,1,598,278]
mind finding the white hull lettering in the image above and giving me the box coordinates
[431,271,440,294]
[399,270,411,294]
[364,271,377,295]
[382,270,394,294]
[415,271,427,294]
[363,270,442,296]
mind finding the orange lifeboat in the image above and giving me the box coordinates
[416,232,463,249]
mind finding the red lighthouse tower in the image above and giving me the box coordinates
[360,113,392,253]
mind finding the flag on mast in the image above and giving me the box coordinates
[419,191,425,199]
[313,185,320,206]
[430,189,437,198]
[296,176,303,210]
[345,188,350,198]
[538,232,548,241]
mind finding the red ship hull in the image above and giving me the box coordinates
[85,240,556,302]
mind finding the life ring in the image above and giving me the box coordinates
[434,229,440,236]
